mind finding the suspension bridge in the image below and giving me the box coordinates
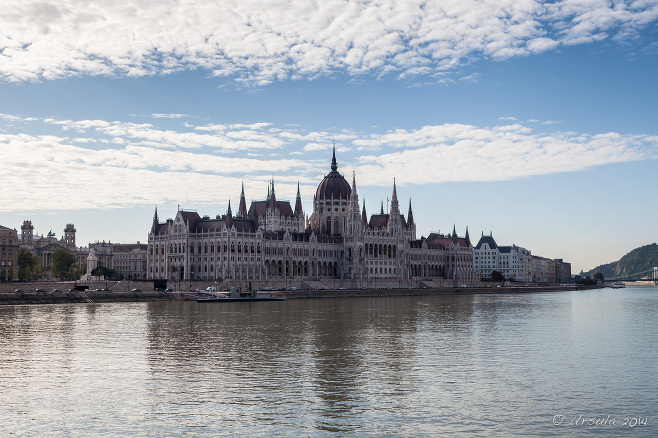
[605,267,658,284]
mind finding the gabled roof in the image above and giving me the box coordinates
[475,235,498,250]
[179,211,201,232]
[368,214,389,229]
[194,217,256,234]
[248,200,295,218]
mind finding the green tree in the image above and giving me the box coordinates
[52,249,77,280]
[593,271,604,282]
[490,270,505,282]
[92,262,122,281]
[0,268,7,282]
[18,248,40,281]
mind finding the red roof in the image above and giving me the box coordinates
[368,214,389,229]
[248,200,295,218]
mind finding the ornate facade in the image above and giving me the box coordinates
[147,149,478,289]
[0,225,19,281]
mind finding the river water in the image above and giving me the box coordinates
[1,286,656,437]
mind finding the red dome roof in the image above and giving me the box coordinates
[316,149,352,201]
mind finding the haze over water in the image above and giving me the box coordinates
[1,287,656,436]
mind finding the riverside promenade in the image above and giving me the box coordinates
[0,281,600,305]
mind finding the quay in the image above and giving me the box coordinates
[0,281,601,305]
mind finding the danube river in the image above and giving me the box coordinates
[1,286,656,437]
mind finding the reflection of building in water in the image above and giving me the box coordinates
[147,148,478,289]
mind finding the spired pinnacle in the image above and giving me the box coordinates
[331,142,337,172]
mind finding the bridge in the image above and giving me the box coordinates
[605,267,658,284]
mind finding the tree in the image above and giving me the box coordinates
[52,249,77,280]
[490,270,505,282]
[593,271,604,282]
[0,268,7,282]
[18,249,41,281]
[92,261,122,281]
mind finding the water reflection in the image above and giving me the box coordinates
[1,288,657,436]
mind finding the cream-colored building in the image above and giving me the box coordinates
[148,149,478,289]
[0,225,19,281]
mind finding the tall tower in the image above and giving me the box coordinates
[346,171,362,237]
[64,224,76,248]
[388,179,402,235]
[238,182,248,218]
[21,220,34,245]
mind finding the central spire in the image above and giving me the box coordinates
[331,141,337,172]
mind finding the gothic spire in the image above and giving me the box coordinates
[238,181,248,217]
[390,178,399,215]
[153,206,159,224]
[380,200,384,215]
[362,199,368,225]
[465,226,471,246]
[269,178,277,209]
[452,224,457,238]
[294,181,303,216]
[331,141,337,172]
[227,199,232,217]
[407,199,414,226]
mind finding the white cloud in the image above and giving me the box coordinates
[1,0,656,84]
[151,113,190,119]
[1,113,656,211]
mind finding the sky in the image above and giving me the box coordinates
[1,0,657,274]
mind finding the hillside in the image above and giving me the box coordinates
[583,243,658,279]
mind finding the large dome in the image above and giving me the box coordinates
[316,150,352,201]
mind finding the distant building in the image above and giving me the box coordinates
[19,220,147,280]
[474,233,570,283]
[20,221,84,278]
[148,149,478,289]
[473,233,531,282]
[0,225,19,281]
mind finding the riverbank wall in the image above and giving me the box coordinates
[0,281,601,305]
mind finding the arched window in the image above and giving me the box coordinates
[326,217,331,234]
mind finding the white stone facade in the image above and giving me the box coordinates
[148,150,479,289]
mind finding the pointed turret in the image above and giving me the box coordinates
[388,178,402,234]
[391,178,399,214]
[465,226,471,246]
[331,142,337,172]
[380,200,384,215]
[294,181,303,216]
[269,178,277,209]
[226,199,233,228]
[452,224,457,238]
[362,200,368,225]
[151,206,160,233]
[238,182,248,217]
[407,199,414,226]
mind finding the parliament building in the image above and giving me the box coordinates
[147,149,478,289]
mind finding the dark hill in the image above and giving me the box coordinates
[583,243,658,280]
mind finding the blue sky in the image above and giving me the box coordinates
[1,0,657,273]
